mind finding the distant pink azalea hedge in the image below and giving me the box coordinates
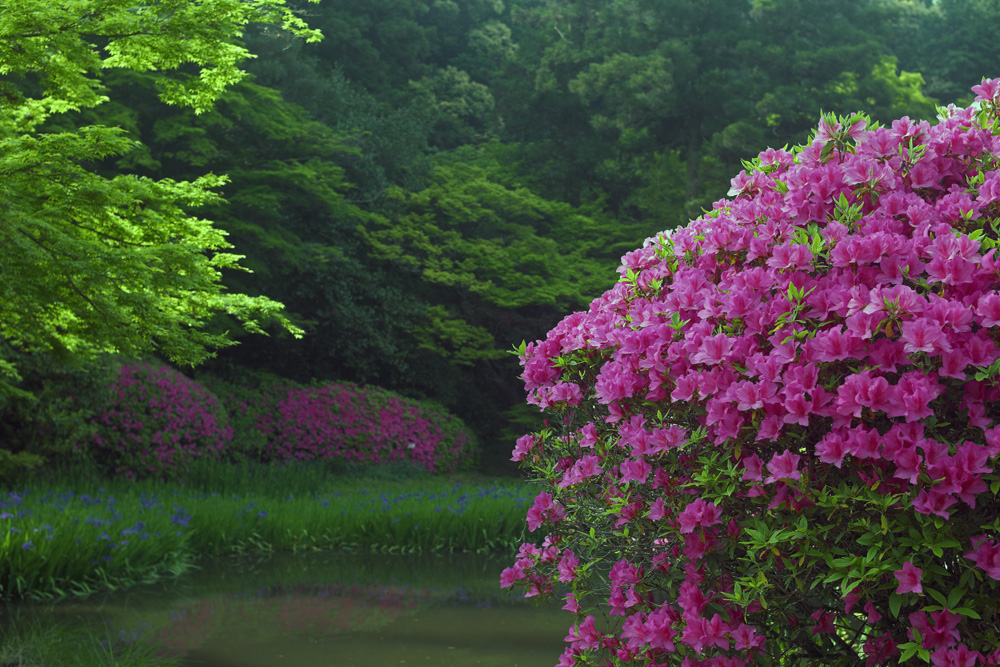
[90,361,232,481]
[226,379,478,473]
[87,363,477,479]
[505,80,1000,666]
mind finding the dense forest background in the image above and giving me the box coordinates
[18,0,1000,471]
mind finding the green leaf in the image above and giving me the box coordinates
[947,587,966,609]
[889,592,902,618]
[954,607,981,619]
[927,588,948,607]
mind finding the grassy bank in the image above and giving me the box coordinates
[0,614,182,667]
[0,460,534,601]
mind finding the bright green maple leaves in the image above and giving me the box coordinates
[0,0,321,125]
[0,0,319,392]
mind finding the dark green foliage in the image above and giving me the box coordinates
[239,51,436,210]
[362,145,636,364]
[271,0,438,102]
[409,66,500,148]
[889,0,1000,105]
[501,0,937,218]
[88,75,437,393]
[242,0,513,155]
[0,346,118,483]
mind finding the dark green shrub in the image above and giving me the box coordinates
[0,345,117,482]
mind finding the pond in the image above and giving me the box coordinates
[2,551,570,667]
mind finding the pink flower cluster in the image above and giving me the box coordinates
[508,80,1000,666]
[231,381,477,473]
[90,362,232,481]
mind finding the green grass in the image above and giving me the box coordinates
[0,460,535,601]
[0,612,182,667]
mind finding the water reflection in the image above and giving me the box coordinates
[4,552,569,667]
[179,604,568,667]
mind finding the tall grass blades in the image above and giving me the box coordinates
[182,482,531,555]
[180,458,436,499]
[0,610,183,667]
[0,471,532,601]
[0,489,194,600]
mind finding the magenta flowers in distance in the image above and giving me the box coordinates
[86,364,478,479]
[89,362,232,481]
[507,80,1000,667]
[228,379,478,473]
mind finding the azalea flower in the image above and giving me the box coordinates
[764,449,801,484]
[973,77,1000,104]
[810,610,836,635]
[908,609,962,652]
[558,550,580,583]
[677,498,723,533]
[681,613,729,653]
[564,616,602,651]
[964,536,1000,580]
[893,561,923,594]
[620,458,653,485]
[730,623,765,651]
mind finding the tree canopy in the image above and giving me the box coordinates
[0,0,319,392]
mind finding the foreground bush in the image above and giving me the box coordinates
[223,378,478,473]
[505,80,1000,666]
[88,362,232,481]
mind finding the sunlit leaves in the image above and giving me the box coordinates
[0,0,314,398]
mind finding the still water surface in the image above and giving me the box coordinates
[6,552,569,666]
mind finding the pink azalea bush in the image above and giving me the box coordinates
[504,79,1000,667]
[226,380,478,473]
[89,362,232,481]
